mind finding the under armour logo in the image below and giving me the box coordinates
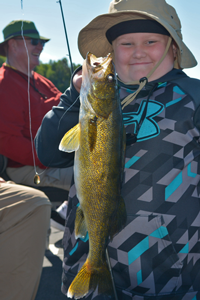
[123,100,164,141]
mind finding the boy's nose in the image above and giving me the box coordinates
[132,46,146,58]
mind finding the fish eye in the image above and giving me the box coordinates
[107,74,114,82]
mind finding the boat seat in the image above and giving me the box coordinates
[0,154,68,209]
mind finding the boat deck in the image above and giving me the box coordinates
[35,226,68,300]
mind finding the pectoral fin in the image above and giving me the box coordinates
[59,123,80,152]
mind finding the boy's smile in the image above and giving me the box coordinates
[112,32,177,83]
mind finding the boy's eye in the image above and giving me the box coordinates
[147,40,156,44]
[121,42,132,46]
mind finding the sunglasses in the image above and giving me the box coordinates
[14,37,46,47]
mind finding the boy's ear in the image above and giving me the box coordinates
[172,43,177,59]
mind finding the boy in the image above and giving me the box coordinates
[35,0,200,299]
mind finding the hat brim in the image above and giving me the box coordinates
[78,11,197,69]
[0,34,50,57]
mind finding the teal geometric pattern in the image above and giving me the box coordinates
[125,155,140,168]
[69,242,79,256]
[188,163,197,178]
[179,242,189,254]
[173,86,185,95]
[128,225,169,265]
[128,237,149,265]
[165,172,183,200]
[137,270,142,285]
[149,226,168,238]
[165,97,183,107]
[69,232,89,256]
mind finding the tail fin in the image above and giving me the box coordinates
[67,259,113,299]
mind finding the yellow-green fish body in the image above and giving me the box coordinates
[59,52,126,299]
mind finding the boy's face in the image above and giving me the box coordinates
[112,32,177,82]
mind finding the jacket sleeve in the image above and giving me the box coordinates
[35,67,82,168]
[172,75,200,133]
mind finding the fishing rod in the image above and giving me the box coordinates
[57,0,74,75]
[106,249,119,300]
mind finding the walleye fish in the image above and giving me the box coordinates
[59,52,126,299]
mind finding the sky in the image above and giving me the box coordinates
[1,0,200,79]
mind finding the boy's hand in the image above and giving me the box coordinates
[73,69,82,93]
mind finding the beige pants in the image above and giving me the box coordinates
[0,181,51,300]
[7,165,73,191]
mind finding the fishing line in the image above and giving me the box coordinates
[21,24,36,170]
[57,95,80,129]
[106,249,119,300]
[20,6,42,184]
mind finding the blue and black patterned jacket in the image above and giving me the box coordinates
[35,68,200,300]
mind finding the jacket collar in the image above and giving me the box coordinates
[118,69,188,91]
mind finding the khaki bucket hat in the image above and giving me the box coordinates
[0,20,50,57]
[78,0,197,69]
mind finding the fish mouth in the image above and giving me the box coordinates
[86,52,112,74]
[84,52,117,119]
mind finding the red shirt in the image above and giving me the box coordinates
[0,64,62,168]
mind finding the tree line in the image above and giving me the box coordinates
[0,55,81,92]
